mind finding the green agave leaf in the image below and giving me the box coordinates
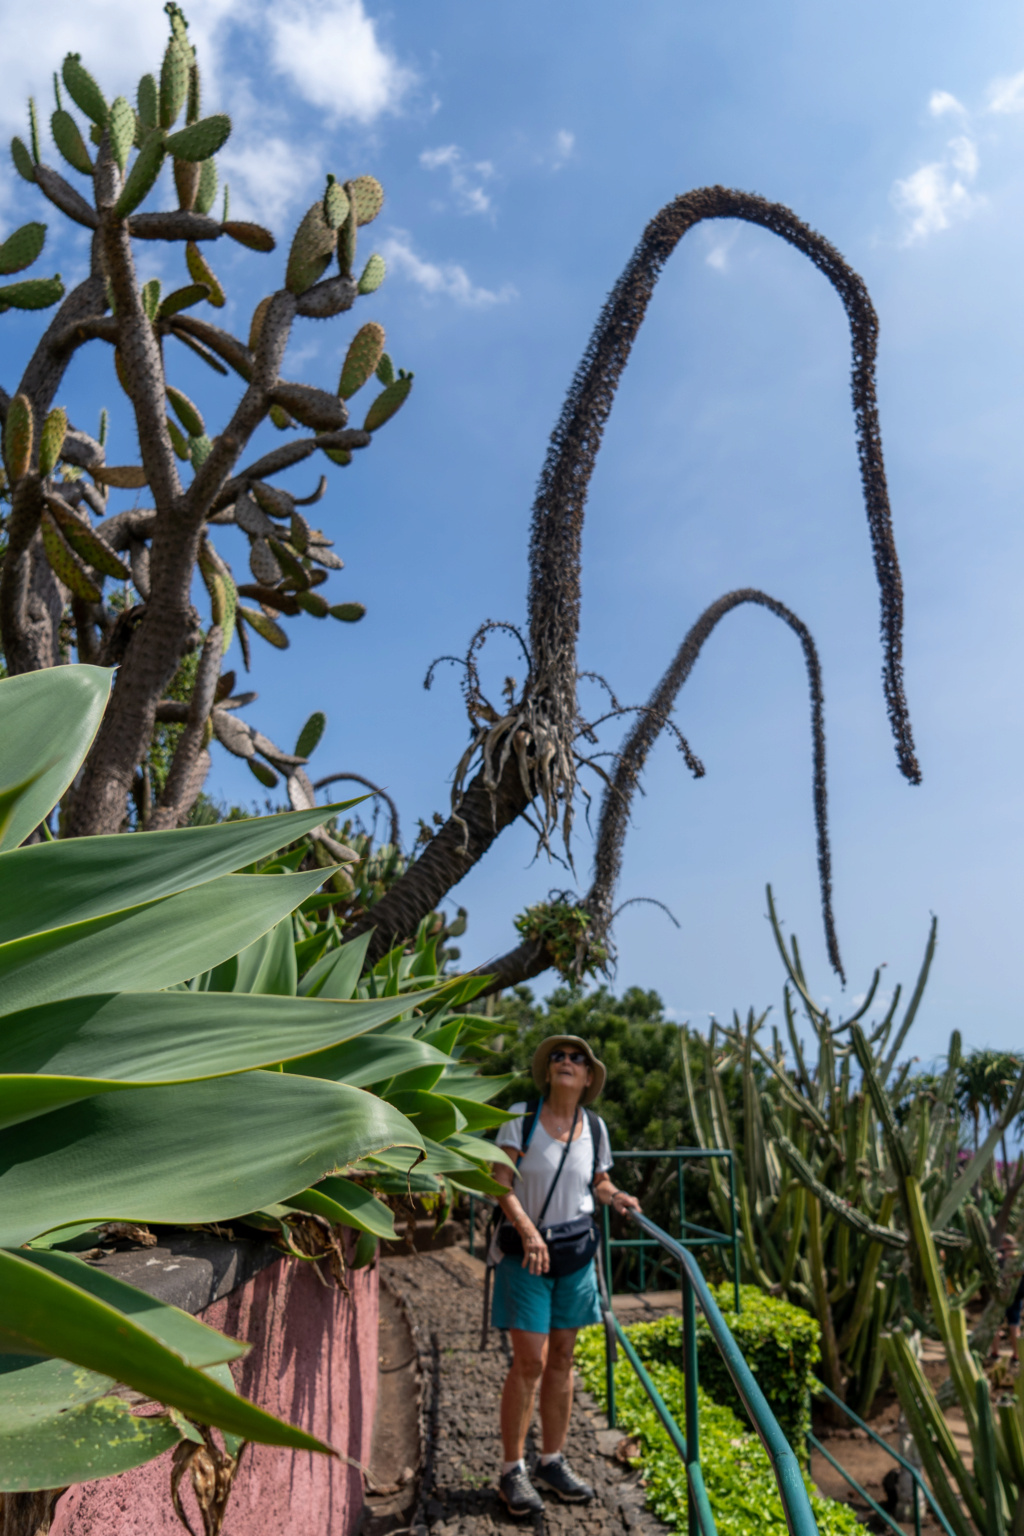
[0,1070,423,1247]
[0,1249,330,1453]
[298,930,372,999]
[388,1090,466,1142]
[434,1066,516,1103]
[0,870,329,1018]
[201,917,297,996]
[383,1062,447,1095]
[0,989,435,1129]
[447,1169,508,1196]
[17,1251,245,1366]
[446,1130,513,1168]
[285,1031,449,1088]
[435,1095,515,1132]
[0,1370,181,1492]
[0,666,111,850]
[354,1135,488,1180]
[0,802,360,947]
[284,1176,396,1239]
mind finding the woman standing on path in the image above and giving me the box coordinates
[490,1035,641,1517]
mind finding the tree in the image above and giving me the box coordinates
[0,4,412,836]
[343,187,922,992]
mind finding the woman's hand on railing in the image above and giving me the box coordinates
[611,1191,641,1217]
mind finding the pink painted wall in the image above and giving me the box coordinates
[51,1252,379,1536]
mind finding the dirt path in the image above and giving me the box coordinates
[378,1249,674,1536]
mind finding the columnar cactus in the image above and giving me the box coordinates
[0,4,413,835]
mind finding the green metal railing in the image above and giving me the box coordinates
[601,1148,741,1311]
[603,1209,820,1536]
[807,1383,956,1536]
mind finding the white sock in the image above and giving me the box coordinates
[502,1459,525,1475]
[539,1452,562,1465]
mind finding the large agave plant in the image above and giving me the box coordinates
[0,665,509,1493]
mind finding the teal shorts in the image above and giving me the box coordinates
[491,1257,601,1334]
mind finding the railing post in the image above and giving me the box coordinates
[727,1152,741,1313]
[683,1266,700,1536]
[602,1204,617,1427]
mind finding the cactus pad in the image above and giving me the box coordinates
[62,54,107,127]
[189,433,213,468]
[157,282,211,319]
[376,352,395,386]
[330,603,366,623]
[48,498,129,578]
[286,202,336,295]
[137,74,159,132]
[294,711,326,758]
[296,590,329,617]
[239,605,289,649]
[249,537,282,586]
[348,175,384,225]
[3,394,33,481]
[247,756,280,788]
[41,511,102,602]
[268,404,293,430]
[166,113,231,163]
[234,492,275,538]
[160,35,191,129]
[251,482,294,520]
[0,275,65,312]
[357,254,386,295]
[11,138,36,184]
[195,155,218,215]
[363,375,411,432]
[0,222,45,277]
[173,157,200,212]
[290,511,311,553]
[323,176,350,230]
[267,537,308,587]
[106,96,136,174]
[338,210,357,276]
[166,416,191,460]
[324,448,351,466]
[222,221,275,252]
[165,384,205,437]
[37,407,67,477]
[51,110,93,176]
[307,542,344,570]
[338,321,386,399]
[141,279,162,321]
[92,464,148,488]
[185,240,224,306]
[114,128,166,219]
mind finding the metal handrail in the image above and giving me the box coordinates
[603,1209,821,1536]
[807,1382,957,1536]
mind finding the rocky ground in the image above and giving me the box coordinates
[374,1248,674,1536]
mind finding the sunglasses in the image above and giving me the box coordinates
[549,1049,589,1065]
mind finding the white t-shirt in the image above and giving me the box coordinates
[491,1102,613,1261]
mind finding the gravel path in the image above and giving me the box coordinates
[379,1250,676,1536]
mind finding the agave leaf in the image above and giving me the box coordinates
[284,1176,396,1239]
[0,989,439,1130]
[0,802,361,947]
[298,931,373,1000]
[0,667,111,851]
[0,1248,330,1452]
[285,1032,450,1088]
[0,870,331,1019]
[0,1071,423,1248]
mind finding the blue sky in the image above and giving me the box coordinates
[3,0,1024,1064]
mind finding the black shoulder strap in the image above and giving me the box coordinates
[521,1100,542,1153]
[585,1108,604,1187]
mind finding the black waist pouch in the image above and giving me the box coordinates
[498,1215,598,1277]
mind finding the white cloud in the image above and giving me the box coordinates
[705,228,738,271]
[987,70,1024,114]
[380,230,516,307]
[929,90,967,118]
[420,145,494,216]
[267,0,415,123]
[217,134,323,224]
[892,108,981,245]
[551,130,575,169]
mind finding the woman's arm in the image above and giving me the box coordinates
[492,1158,551,1275]
[593,1171,641,1216]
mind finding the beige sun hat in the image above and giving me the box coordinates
[531,1035,606,1106]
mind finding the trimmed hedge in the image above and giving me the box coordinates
[623,1283,820,1450]
[575,1325,859,1536]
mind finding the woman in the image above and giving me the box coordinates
[490,1034,641,1517]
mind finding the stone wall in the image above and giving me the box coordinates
[49,1245,379,1536]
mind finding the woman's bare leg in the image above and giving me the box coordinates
[501,1330,548,1461]
[539,1328,578,1454]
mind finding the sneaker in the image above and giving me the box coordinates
[499,1464,544,1518]
[532,1455,594,1503]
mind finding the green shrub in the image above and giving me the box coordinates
[576,1325,859,1536]
[623,1284,820,1450]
